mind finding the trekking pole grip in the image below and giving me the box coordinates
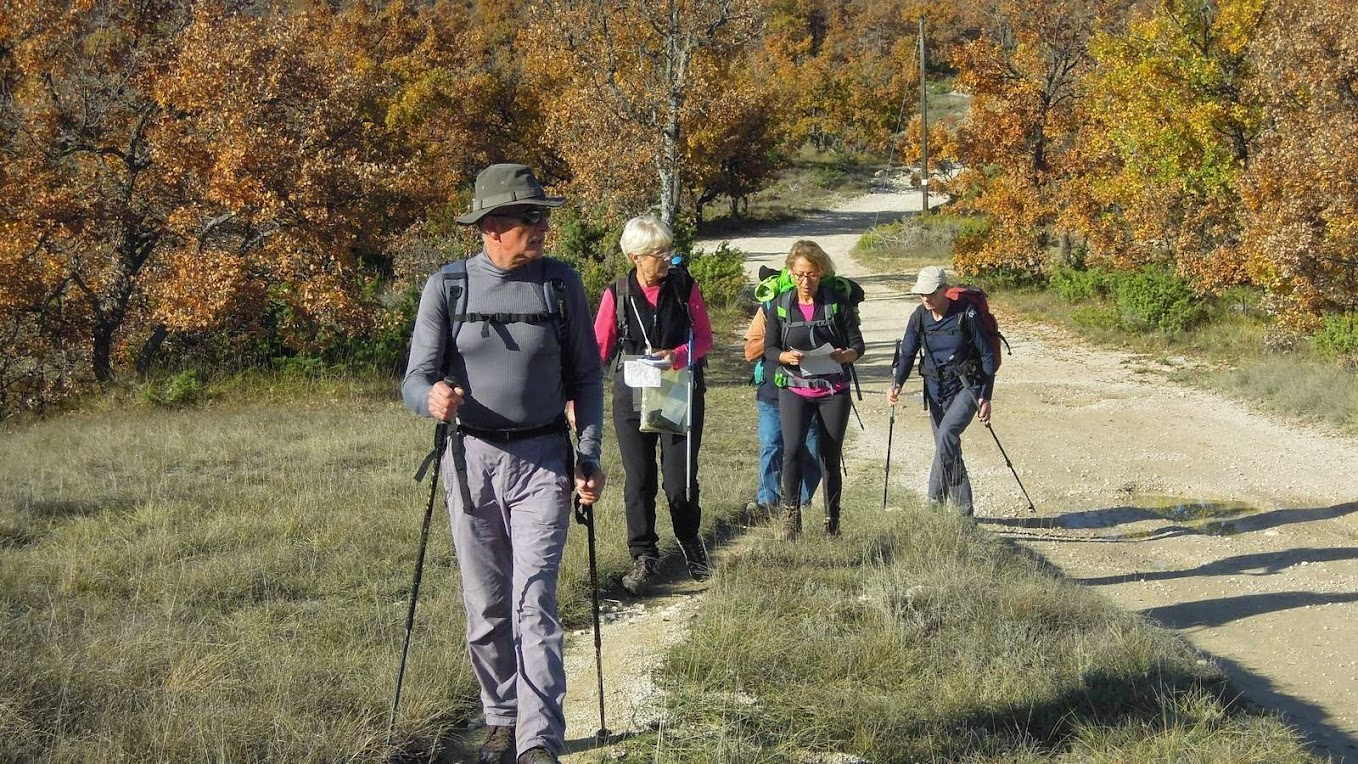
[574,460,598,526]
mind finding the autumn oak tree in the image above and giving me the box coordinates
[1071,0,1265,292]
[527,0,762,229]
[1239,0,1358,328]
[947,0,1116,277]
[0,1,512,411]
[1,0,200,409]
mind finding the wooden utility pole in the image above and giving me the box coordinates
[919,16,929,216]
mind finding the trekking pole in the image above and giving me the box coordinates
[387,376,457,748]
[572,462,611,744]
[883,340,900,510]
[982,421,1036,513]
[685,329,694,503]
[957,371,1036,513]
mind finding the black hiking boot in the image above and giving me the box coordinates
[744,499,772,523]
[622,555,659,596]
[678,535,711,581]
[516,747,559,764]
[477,724,515,764]
[778,502,801,541]
[824,512,840,536]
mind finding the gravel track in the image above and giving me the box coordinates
[544,185,1358,763]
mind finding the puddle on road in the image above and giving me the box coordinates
[1140,495,1256,522]
[1119,495,1259,537]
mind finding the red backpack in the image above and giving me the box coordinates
[944,285,1009,370]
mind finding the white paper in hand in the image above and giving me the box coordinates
[798,343,843,375]
[624,359,664,388]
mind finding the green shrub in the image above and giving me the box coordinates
[275,355,328,377]
[1051,265,1115,303]
[550,208,626,304]
[954,214,991,244]
[1312,312,1358,364]
[1114,265,1204,333]
[686,241,749,308]
[856,221,901,252]
[309,286,421,376]
[143,370,205,407]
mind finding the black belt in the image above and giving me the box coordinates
[458,418,568,442]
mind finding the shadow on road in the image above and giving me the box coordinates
[1075,547,1358,586]
[980,501,1358,543]
[995,538,1358,763]
[1142,589,1358,629]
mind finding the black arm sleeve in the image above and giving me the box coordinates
[843,304,866,357]
[966,311,997,400]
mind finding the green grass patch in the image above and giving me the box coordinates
[637,480,1318,762]
[0,309,760,761]
[851,211,974,281]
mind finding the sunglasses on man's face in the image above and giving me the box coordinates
[490,208,550,226]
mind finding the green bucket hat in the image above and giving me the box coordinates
[455,163,566,225]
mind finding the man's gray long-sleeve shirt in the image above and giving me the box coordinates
[401,252,604,462]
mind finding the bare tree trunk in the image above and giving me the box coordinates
[658,130,680,230]
[135,323,169,378]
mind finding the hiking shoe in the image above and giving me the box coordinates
[778,503,801,541]
[824,514,840,536]
[477,724,515,764]
[678,536,711,581]
[622,555,659,595]
[516,747,559,764]
[744,499,771,522]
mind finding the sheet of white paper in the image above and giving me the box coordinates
[798,343,842,375]
[623,360,664,388]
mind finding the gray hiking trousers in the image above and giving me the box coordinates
[927,392,977,516]
[443,431,573,755]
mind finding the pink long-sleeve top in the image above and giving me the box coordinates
[593,279,714,370]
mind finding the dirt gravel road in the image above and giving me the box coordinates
[552,185,1358,763]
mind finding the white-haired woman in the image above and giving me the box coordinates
[593,215,714,595]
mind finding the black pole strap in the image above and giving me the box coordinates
[448,430,475,514]
[885,338,900,510]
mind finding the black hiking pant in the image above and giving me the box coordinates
[777,388,851,519]
[613,386,706,560]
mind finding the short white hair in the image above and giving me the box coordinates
[619,215,674,257]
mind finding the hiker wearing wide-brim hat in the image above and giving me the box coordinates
[886,265,998,517]
[402,162,603,764]
[455,163,566,226]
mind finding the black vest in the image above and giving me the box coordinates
[610,269,704,392]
